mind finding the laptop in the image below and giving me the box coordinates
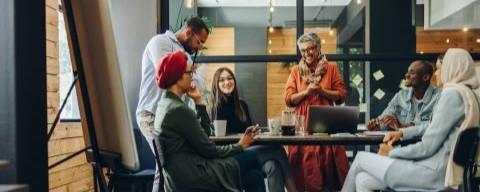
[307,106,360,134]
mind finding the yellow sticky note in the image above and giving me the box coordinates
[359,103,367,112]
[374,89,386,100]
[352,74,363,86]
[373,70,384,81]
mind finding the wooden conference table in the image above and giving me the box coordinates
[210,133,385,146]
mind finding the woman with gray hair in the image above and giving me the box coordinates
[341,48,480,191]
[284,32,349,191]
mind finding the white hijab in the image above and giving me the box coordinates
[442,48,480,188]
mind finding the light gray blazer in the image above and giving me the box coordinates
[384,89,464,191]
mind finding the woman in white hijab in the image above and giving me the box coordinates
[341,48,480,192]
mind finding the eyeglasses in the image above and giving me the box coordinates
[192,33,206,49]
[184,70,195,77]
[300,46,317,54]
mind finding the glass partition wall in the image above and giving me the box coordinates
[159,0,480,126]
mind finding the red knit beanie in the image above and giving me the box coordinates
[155,51,188,89]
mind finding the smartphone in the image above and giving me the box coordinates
[250,124,260,133]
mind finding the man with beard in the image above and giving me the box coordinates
[136,17,210,192]
[366,60,441,132]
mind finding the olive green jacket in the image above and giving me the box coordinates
[154,91,244,192]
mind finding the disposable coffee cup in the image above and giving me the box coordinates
[214,120,227,136]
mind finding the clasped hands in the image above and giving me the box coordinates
[378,131,403,156]
[305,82,325,96]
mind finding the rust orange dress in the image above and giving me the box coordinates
[284,63,349,192]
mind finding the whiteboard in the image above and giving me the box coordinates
[62,0,139,171]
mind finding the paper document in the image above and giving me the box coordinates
[362,131,389,136]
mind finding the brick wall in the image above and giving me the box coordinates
[46,0,93,191]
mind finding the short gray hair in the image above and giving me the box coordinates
[297,32,321,49]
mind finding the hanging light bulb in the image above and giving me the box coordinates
[463,27,469,32]
[446,38,450,43]
[269,26,274,33]
[270,7,274,13]
[186,0,193,8]
[356,0,362,4]
[329,29,334,36]
[268,39,272,45]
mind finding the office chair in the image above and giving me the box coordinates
[107,128,155,191]
[152,138,166,192]
[453,127,480,192]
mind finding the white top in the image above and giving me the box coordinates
[411,96,423,123]
[136,31,193,116]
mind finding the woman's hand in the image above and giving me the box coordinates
[306,83,321,95]
[187,83,202,104]
[238,126,260,149]
[383,131,403,145]
[378,143,393,156]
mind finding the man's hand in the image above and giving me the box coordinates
[366,119,381,131]
[378,143,393,156]
[382,115,401,130]
[383,131,403,145]
[238,126,260,149]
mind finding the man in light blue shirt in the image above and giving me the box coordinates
[136,17,210,192]
[136,17,210,141]
[367,60,441,133]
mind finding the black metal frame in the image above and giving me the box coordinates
[158,0,169,34]
[47,73,78,140]
[159,0,480,63]
[1,0,48,190]
[194,53,480,63]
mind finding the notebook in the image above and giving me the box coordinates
[307,106,360,134]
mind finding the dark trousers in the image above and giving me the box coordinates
[234,150,266,192]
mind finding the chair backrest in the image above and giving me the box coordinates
[133,128,156,170]
[452,127,479,192]
[453,127,479,166]
[152,137,165,192]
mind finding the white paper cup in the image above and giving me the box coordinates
[214,120,227,136]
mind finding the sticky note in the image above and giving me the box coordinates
[359,103,367,112]
[373,70,384,81]
[374,89,386,100]
[352,74,363,86]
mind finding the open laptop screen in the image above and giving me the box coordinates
[307,106,360,134]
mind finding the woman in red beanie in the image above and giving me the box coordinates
[153,50,266,192]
